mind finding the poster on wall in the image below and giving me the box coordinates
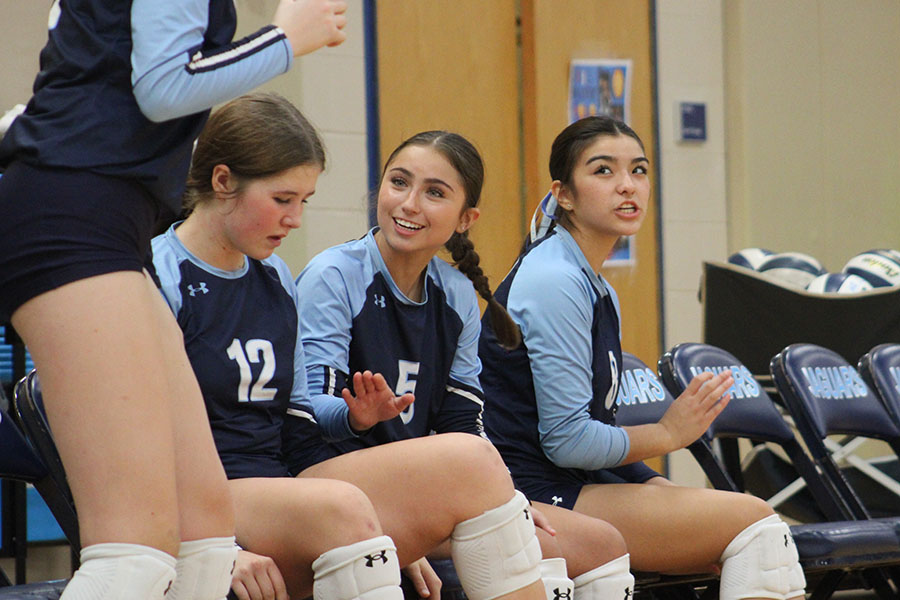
[607,235,635,266]
[569,58,635,266]
[568,58,632,124]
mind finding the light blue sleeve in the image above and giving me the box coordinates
[150,233,184,316]
[509,262,630,470]
[295,254,358,440]
[131,0,293,122]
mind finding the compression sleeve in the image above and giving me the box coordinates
[131,0,293,122]
[295,257,357,440]
[508,264,630,470]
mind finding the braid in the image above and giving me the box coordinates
[446,232,522,349]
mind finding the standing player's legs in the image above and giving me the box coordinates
[299,433,546,600]
[13,271,232,597]
[573,484,804,600]
[229,477,402,600]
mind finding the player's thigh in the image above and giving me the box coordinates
[532,502,626,576]
[230,476,383,595]
[573,483,772,573]
[299,433,515,562]
[12,271,181,551]
[144,272,234,539]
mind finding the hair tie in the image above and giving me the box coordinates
[529,191,558,244]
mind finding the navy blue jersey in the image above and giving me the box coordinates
[152,224,332,479]
[479,227,658,503]
[295,229,486,453]
[0,0,292,213]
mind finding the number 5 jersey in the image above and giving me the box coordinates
[295,229,488,452]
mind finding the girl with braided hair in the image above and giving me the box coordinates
[291,131,634,600]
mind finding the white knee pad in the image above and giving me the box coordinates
[719,514,806,600]
[572,554,633,600]
[312,535,403,600]
[540,558,574,600]
[450,490,542,600]
[61,543,176,600]
[166,536,238,600]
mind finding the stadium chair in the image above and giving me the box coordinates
[11,372,79,553]
[658,343,900,599]
[0,580,65,599]
[858,343,900,434]
[770,343,900,520]
[0,389,70,595]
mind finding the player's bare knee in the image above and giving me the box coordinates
[734,492,775,527]
[441,433,512,499]
[318,482,381,543]
[591,519,627,559]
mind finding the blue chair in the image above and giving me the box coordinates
[659,343,900,599]
[771,343,900,520]
[858,343,900,434]
[11,372,78,553]
[0,384,72,594]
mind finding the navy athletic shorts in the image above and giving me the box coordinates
[514,467,643,510]
[0,161,161,322]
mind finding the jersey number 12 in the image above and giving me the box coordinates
[227,338,277,402]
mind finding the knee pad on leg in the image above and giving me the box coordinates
[166,536,238,600]
[572,554,633,600]
[719,514,806,600]
[450,490,542,600]
[312,535,403,600]
[60,543,176,600]
[540,558,574,600]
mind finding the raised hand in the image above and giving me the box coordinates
[272,0,348,57]
[658,370,733,450]
[342,370,415,432]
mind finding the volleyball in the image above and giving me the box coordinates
[806,272,873,294]
[727,248,775,271]
[842,250,900,287]
[757,252,825,288]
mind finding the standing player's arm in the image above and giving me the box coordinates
[131,0,294,122]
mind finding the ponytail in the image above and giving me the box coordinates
[446,232,521,350]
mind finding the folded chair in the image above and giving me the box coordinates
[0,386,71,595]
[11,372,78,552]
[858,343,900,435]
[658,343,900,599]
[771,343,900,519]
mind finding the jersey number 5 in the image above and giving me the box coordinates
[396,360,419,424]
[227,338,277,402]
